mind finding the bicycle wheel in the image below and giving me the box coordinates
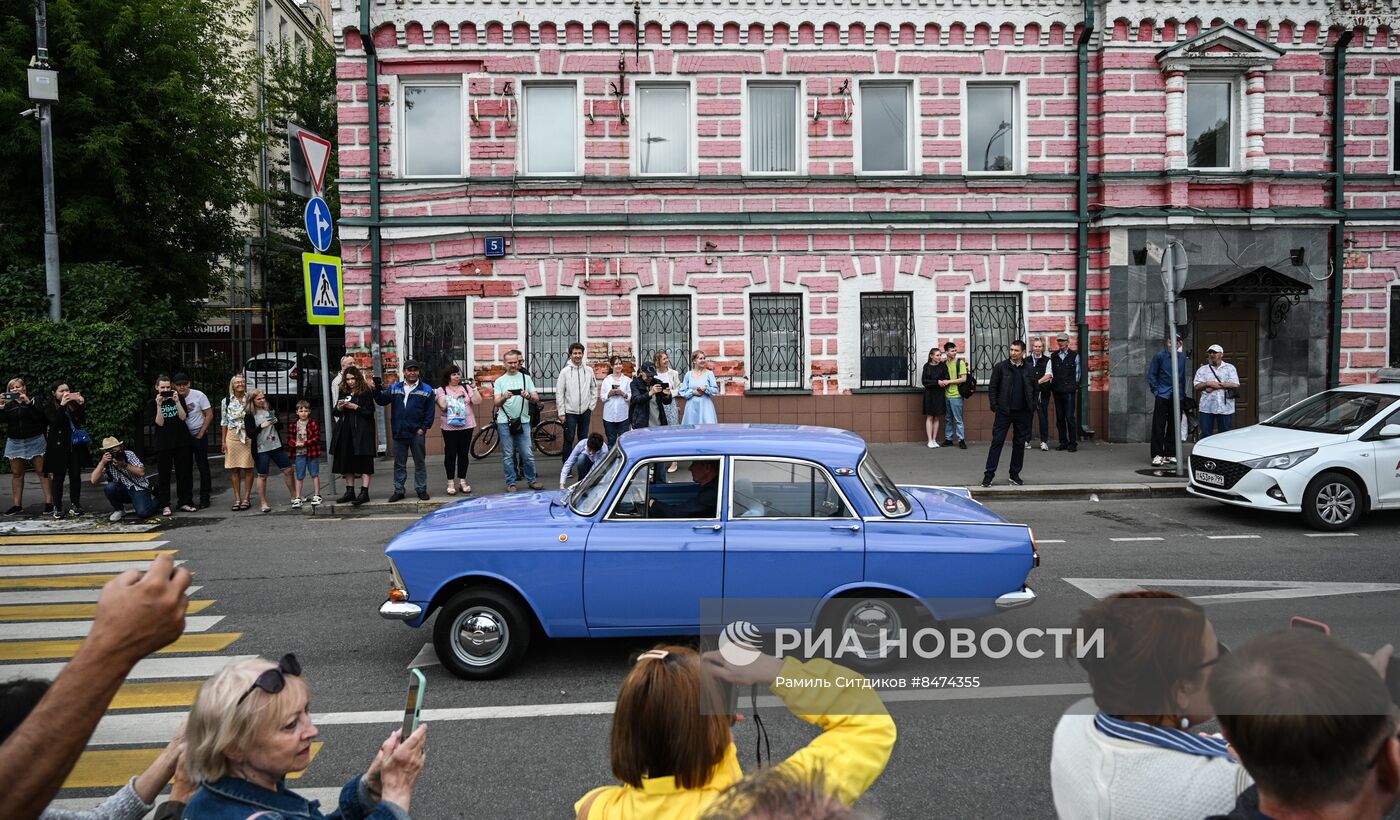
[533,420,566,457]
[472,424,500,459]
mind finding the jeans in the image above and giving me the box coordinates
[191,433,212,503]
[1034,392,1051,443]
[104,481,159,518]
[393,434,428,493]
[1150,396,1176,458]
[603,419,629,447]
[562,410,592,461]
[943,397,965,442]
[255,448,291,476]
[442,427,473,479]
[985,411,1032,478]
[1199,412,1234,438]
[499,422,537,485]
[294,454,320,480]
[155,446,193,508]
[1054,391,1079,447]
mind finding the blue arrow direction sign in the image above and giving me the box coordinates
[304,196,334,253]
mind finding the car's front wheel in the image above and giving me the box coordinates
[433,586,532,680]
[1302,471,1365,531]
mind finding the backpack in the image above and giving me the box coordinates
[956,360,977,398]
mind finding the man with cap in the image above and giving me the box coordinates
[628,361,673,430]
[172,374,213,508]
[89,436,158,521]
[374,360,436,501]
[1050,332,1081,452]
[1193,344,1241,438]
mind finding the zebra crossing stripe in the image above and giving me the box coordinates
[0,615,224,641]
[0,654,257,683]
[0,559,187,578]
[0,599,214,622]
[0,573,123,589]
[0,532,161,545]
[0,632,240,661]
[0,540,169,556]
[0,549,176,567]
[0,587,203,605]
[109,681,206,710]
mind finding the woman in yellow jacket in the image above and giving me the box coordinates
[575,645,896,819]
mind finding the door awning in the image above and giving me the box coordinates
[1181,265,1313,297]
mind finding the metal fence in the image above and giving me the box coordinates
[968,293,1026,384]
[525,297,579,391]
[859,293,916,387]
[749,294,804,389]
[638,295,692,369]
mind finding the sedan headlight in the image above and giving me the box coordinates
[1241,448,1317,470]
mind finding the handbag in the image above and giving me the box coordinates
[956,361,977,398]
[67,412,92,447]
[1208,365,1239,400]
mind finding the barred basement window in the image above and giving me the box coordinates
[408,299,468,384]
[525,298,579,392]
[968,293,1026,384]
[749,295,804,389]
[638,296,692,369]
[859,293,916,387]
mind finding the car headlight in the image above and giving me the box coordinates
[1241,448,1317,470]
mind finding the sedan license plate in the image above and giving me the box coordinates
[1194,470,1225,487]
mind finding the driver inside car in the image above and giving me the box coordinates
[647,460,720,519]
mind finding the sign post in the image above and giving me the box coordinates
[1161,238,1189,478]
[304,253,344,503]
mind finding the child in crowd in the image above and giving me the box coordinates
[288,400,322,508]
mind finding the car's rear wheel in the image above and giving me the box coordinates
[816,593,912,672]
[433,586,532,680]
[1302,472,1364,531]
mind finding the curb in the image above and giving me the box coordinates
[973,482,1190,500]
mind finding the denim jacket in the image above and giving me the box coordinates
[182,775,408,820]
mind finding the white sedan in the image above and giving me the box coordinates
[1187,375,1400,530]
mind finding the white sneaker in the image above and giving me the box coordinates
[291,497,303,509]
[927,440,939,449]
[1166,456,1178,464]
[108,510,124,522]
[1151,456,1165,467]
[310,495,322,506]
[1040,442,1050,451]
[1025,442,1032,450]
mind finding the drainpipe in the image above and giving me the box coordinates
[1075,2,1095,430]
[360,1,388,453]
[1328,31,1353,389]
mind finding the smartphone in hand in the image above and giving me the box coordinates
[402,668,426,739]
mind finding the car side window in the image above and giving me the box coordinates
[730,459,851,519]
[607,459,722,520]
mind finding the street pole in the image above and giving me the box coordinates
[318,324,336,500]
[35,0,60,322]
[1163,238,1187,477]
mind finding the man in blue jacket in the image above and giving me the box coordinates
[375,360,436,501]
[1147,338,1188,467]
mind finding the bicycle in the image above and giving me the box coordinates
[471,399,566,459]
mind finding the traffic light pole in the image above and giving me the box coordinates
[35,0,60,322]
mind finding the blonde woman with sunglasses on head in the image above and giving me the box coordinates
[220,375,255,511]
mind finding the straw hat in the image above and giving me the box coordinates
[99,436,123,450]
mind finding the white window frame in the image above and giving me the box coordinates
[520,81,583,176]
[742,80,804,176]
[1184,76,1241,172]
[397,76,466,179]
[855,80,914,175]
[632,80,695,177]
[962,80,1026,176]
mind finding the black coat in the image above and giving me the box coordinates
[1,399,47,440]
[628,376,672,429]
[43,402,87,465]
[331,391,377,457]
[988,359,1038,416]
[921,362,948,416]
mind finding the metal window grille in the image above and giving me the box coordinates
[525,297,580,391]
[859,293,916,387]
[408,299,468,383]
[749,295,804,389]
[968,293,1026,384]
[638,296,691,369]
[1391,287,1400,367]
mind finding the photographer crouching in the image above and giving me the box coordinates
[90,436,158,521]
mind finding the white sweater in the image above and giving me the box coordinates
[1050,699,1252,820]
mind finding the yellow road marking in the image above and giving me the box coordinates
[0,633,241,661]
[108,681,207,710]
[0,532,161,545]
[0,574,118,589]
[0,599,213,622]
[0,550,176,567]
[63,742,323,789]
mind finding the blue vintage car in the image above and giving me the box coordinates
[379,424,1039,679]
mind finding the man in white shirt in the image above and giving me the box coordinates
[1193,344,1241,438]
[559,433,608,489]
[172,374,213,508]
[555,342,598,464]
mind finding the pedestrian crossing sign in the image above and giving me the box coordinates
[302,253,345,326]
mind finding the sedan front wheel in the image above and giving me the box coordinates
[433,586,532,680]
[1302,472,1364,531]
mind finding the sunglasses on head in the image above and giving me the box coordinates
[236,654,302,706]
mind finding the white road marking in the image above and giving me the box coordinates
[0,559,185,578]
[0,615,223,641]
[0,654,255,683]
[0,586,202,605]
[0,540,169,555]
[1064,578,1400,604]
[1109,537,1163,542]
[85,682,1094,746]
[1206,535,1261,540]
[1305,532,1359,538]
[1038,539,1066,544]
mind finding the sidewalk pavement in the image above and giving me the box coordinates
[0,436,1191,527]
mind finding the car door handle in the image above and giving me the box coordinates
[693,524,722,531]
[830,524,861,532]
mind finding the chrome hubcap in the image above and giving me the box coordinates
[840,599,902,659]
[451,606,508,667]
[1316,483,1356,526]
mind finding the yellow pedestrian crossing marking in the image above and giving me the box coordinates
[0,574,119,589]
[109,681,206,710]
[0,599,214,622]
[0,532,161,545]
[0,549,177,567]
[63,743,324,789]
[0,633,241,661]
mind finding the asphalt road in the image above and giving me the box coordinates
[31,496,1400,819]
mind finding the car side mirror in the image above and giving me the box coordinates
[1379,423,1400,439]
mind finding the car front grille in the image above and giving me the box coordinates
[1190,455,1250,490]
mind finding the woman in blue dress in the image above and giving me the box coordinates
[679,351,719,425]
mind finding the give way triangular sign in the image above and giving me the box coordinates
[298,131,332,193]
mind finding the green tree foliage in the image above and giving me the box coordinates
[0,263,183,339]
[0,322,141,444]
[258,38,339,339]
[0,0,260,330]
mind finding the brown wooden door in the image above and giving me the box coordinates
[1194,315,1258,425]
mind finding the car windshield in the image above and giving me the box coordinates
[858,453,911,517]
[569,445,624,516]
[1261,390,1397,435]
